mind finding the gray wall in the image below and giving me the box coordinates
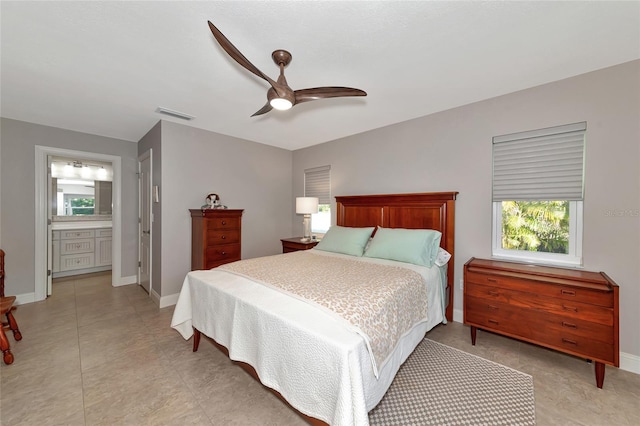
[156,121,293,298]
[292,60,640,359]
[138,122,162,298]
[0,118,139,295]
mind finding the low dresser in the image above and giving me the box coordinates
[464,257,619,388]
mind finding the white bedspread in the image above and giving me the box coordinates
[171,250,444,425]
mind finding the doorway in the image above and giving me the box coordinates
[35,146,122,301]
[48,155,114,293]
[138,149,152,295]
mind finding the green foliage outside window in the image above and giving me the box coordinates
[501,201,569,254]
[70,197,95,215]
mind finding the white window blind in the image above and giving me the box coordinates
[304,165,331,204]
[492,122,586,201]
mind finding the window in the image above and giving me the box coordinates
[304,165,331,234]
[492,122,585,266]
[66,196,95,215]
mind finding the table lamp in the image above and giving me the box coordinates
[296,197,319,242]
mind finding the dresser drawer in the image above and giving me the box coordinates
[466,270,613,307]
[206,229,240,246]
[465,297,520,334]
[465,295,614,344]
[205,244,241,267]
[207,217,240,230]
[533,331,615,363]
[60,230,95,240]
[466,298,615,363]
[466,282,614,325]
[96,228,112,238]
[60,239,95,255]
[60,253,95,271]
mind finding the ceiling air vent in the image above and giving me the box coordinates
[156,107,195,121]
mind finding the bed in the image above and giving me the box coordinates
[171,192,457,425]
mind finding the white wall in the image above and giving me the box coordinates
[157,121,294,299]
[292,60,640,362]
[0,118,139,296]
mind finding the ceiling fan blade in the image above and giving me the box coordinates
[207,21,278,89]
[251,102,273,117]
[294,87,367,104]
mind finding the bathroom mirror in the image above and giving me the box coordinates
[50,158,113,217]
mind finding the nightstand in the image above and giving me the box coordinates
[281,237,319,253]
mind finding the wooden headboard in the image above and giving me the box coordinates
[336,192,458,321]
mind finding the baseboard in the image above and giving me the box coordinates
[14,292,36,306]
[150,288,161,306]
[620,352,640,375]
[15,277,135,304]
[159,292,180,309]
[453,308,463,324]
[114,274,137,287]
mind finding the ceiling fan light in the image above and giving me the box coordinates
[270,98,293,111]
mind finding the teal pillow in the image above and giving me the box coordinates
[314,226,375,257]
[363,228,442,267]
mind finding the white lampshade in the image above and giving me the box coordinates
[296,197,319,215]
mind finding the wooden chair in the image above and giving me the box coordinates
[0,249,22,365]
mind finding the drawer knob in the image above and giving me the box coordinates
[221,221,227,225]
[488,319,499,325]
[221,251,226,256]
[487,278,497,283]
[562,338,577,346]
[487,304,499,310]
[221,235,226,240]
[562,305,578,312]
[488,290,499,296]
[561,289,576,296]
[562,321,577,329]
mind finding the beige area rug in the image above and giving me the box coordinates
[369,339,536,425]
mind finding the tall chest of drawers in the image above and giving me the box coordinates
[463,257,619,388]
[190,209,244,270]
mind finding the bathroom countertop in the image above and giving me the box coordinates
[51,221,112,230]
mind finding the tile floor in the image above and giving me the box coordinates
[0,272,638,425]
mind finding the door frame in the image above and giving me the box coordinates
[138,149,153,296]
[35,146,122,300]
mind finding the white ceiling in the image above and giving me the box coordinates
[1,1,639,151]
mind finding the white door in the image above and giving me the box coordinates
[138,150,152,294]
[46,157,53,296]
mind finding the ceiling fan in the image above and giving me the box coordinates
[207,20,367,117]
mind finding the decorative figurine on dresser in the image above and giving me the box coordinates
[463,257,619,388]
[190,193,242,270]
[201,193,228,210]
